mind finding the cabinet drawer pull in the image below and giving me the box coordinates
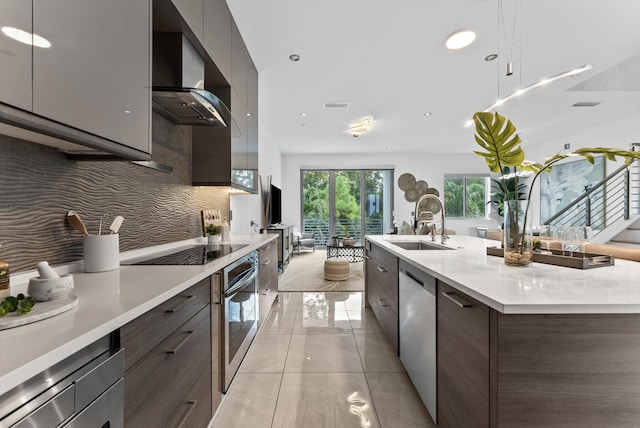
[441,291,471,308]
[365,255,372,260]
[378,298,389,307]
[176,400,197,428]
[166,330,196,354]
[165,295,196,314]
[262,260,271,265]
[377,266,387,273]
[261,288,271,296]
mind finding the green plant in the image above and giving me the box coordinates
[205,224,221,235]
[0,293,35,316]
[473,111,640,259]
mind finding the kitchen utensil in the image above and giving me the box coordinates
[109,216,124,234]
[99,213,111,235]
[66,211,90,236]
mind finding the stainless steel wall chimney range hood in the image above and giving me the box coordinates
[152,32,231,127]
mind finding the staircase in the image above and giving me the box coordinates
[610,218,640,248]
[544,145,640,246]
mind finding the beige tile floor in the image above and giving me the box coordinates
[211,291,435,428]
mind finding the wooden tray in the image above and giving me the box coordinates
[486,247,615,269]
[0,294,79,330]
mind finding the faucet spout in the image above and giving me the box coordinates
[414,194,448,244]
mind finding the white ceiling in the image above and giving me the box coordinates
[226,0,640,155]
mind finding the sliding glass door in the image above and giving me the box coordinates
[301,169,393,246]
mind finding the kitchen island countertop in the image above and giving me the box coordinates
[366,234,640,315]
[0,234,277,395]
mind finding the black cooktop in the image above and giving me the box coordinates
[127,244,248,265]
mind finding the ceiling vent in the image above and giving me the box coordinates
[572,101,601,107]
[323,102,350,108]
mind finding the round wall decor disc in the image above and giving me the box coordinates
[415,180,429,195]
[398,173,416,191]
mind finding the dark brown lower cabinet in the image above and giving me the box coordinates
[365,240,399,354]
[122,278,216,428]
[437,279,640,428]
[437,281,491,428]
[258,242,278,324]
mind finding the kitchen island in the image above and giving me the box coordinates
[365,234,640,428]
[0,234,276,397]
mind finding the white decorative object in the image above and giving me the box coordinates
[0,294,78,330]
[36,261,59,279]
[84,234,120,272]
[28,274,74,301]
[208,234,221,244]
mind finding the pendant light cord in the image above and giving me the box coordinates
[499,0,519,65]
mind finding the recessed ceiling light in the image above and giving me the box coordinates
[289,54,300,62]
[484,53,498,61]
[424,112,432,117]
[300,112,307,116]
[387,146,393,151]
[2,26,51,48]
[445,30,476,50]
[246,113,252,116]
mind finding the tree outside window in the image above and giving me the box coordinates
[444,175,489,218]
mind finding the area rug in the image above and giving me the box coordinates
[278,249,365,292]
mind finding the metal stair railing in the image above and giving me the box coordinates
[543,164,631,237]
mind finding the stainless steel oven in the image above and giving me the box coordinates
[221,251,258,392]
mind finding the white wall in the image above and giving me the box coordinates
[230,121,282,234]
[281,152,502,237]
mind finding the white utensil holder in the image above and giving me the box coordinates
[84,234,120,272]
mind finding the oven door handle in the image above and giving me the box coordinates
[224,268,257,297]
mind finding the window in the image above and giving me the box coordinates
[301,169,394,245]
[444,175,489,218]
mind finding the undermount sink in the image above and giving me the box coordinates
[389,241,455,251]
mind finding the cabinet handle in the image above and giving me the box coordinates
[261,288,271,296]
[365,255,372,260]
[211,273,221,305]
[165,295,196,313]
[262,260,271,265]
[176,400,197,428]
[166,330,196,354]
[377,266,387,273]
[378,298,389,307]
[441,291,471,308]
[263,245,271,250]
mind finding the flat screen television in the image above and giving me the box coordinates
[270,184,282,225]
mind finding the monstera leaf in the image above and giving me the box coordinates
[473,111,525,173]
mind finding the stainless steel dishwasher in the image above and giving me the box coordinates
[399,260,437,423]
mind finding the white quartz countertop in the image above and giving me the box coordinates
[0,234,277,395]
[366,234,640,315]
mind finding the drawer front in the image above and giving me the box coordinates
[121,278,210,370]
[164,359,212,428]
[75,349,124,410]
[366,255,398,313]
[124,306,211,428]
[367,278,399,354]
[367,242,398,276]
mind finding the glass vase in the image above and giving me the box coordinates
[503,200,533,266]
